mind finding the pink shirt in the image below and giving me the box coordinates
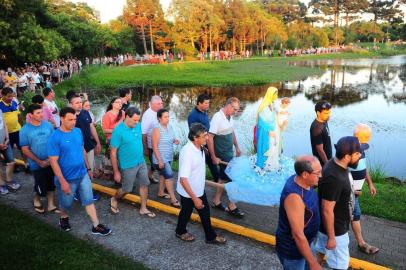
[26,106,55,125]
[102,110,124,140]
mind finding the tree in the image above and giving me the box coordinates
[257,0,307,24]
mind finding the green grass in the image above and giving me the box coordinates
[358,166,406,223]
[0,202,147,270]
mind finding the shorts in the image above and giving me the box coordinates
[0,144,14,164]
[9,131,21,150]
[32,167,55,196]
[55,174,94,210]
[312,232,350,270]
[152,161,174,179]
[218,164,231,182]
[121,163,149,193]
[353,196,361,221]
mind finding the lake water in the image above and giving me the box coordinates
[89,55,406,179]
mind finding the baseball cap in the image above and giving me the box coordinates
[334,136,369,157]
[315,100,331,112]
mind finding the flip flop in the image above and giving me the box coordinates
[33,204,45,214]
[211,202,227,211]
[171,200,180,208]
[48,207,61,214]
[158,194,171,199]
[206,236,227,245]
[358,243,380,254]
[110,198,120,214]
[140,211,156,218]
[176,232,195,242]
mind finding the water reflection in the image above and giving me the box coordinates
[89,56,406,179]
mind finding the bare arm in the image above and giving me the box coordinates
[151,128,163,167]
[315,144,328,164]
[321,199,336,249]
[365,169,376,196]
[285,194,320,269]
[207,133,219,164]
[180,177,203,209]
[142,134,149,156]
[49,156,68,185]
[90,123,100,145]
[232,131,241,156]
[21,146,48,168]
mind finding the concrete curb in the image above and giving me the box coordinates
[92,183,391,270]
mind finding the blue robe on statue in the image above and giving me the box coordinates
[256,107,276,168]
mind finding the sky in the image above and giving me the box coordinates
[69,0,402,24]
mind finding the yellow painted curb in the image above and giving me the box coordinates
[92,183,391,270]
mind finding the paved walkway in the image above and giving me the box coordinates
[2,172,405,269]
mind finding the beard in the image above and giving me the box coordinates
[348,160,359,169]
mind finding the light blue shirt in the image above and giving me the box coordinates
[19,121,54,171]
[110,121,145,170]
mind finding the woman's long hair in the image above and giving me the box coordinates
[106,96,123,123]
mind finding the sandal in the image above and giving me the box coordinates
[48,207,61,214]
[211,202,227,212]
[158,193,171,199]
[206,236,227,245]
[110,198,120,214]
[140,211,156,218]
[176,232,195,242]
[171,200,180,208]
[226,207,245,218]
[33,204,45,214]
[358,243,379,254]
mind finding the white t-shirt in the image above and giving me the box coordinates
[209,109,234,136]
[141,107,158,148]
[176,141,206,198]
[44,99,60,127]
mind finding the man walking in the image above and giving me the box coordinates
[48,107,111,235]
[207,97,244,218]
[141,95,163,183]
[310,101,332,167]
[20,104,58,214]
[109,107,155,217]
[175,123,226,244]
[276,156,322,270]
[313,136,364,270]
[187,93,218,182]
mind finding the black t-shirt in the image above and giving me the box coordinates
[75,110,95,152]
[318,159,352,236]
[121,102,130,112]
[310,119,332,166]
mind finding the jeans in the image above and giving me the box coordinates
[55,174,94,210]
[176,192,216,241]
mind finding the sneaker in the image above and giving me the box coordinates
[73,194,79,201]
[92,224,112,236]
[0,185,9,195]
[93,192,101,201]
[59,217,71,232]
[6,181,21,191]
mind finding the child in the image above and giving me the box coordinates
[350,123,379,255]
[277,97,291,154]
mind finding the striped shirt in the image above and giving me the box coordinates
[152,124,175,164]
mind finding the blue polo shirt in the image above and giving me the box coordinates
[187,107,210,130]
[48,128,87,182]
[110,121,144,170]
[19,121,54,171]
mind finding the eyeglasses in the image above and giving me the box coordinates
[310,170,322,177]
[320,102,331,109]
[198,132,208,138]
[231,105,239,111]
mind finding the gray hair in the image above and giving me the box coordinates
[294,156,319,175]
[225,97,239,106]
[150,95,162,104]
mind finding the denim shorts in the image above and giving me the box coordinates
[55,174,94,210]
[121,163,149,192]
[353,196,362,221]
[153,161,174,180]
[312,232,350,270]
[276,253,309,270]
[0,143,14,164]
